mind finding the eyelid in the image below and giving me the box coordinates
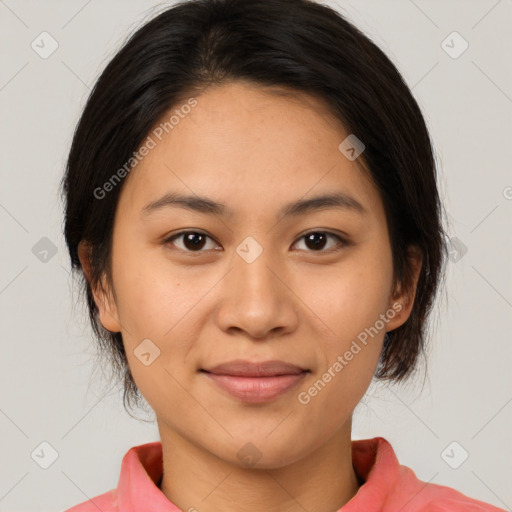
[163,229,349,253]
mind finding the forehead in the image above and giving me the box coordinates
[117,81,380,221]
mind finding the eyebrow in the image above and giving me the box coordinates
[141,191,367,219]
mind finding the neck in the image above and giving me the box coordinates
[158,421,361,512]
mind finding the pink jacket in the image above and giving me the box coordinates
[65,437,505,511]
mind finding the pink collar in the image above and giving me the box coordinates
[116,437,398,511]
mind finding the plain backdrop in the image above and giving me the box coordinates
[0,1,511,511]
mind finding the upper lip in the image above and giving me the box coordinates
[202,359,309,377]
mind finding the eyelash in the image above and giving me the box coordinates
[162,230,349,254]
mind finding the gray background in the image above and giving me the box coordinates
[0,0,511,511]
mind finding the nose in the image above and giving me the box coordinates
[214,244,299,340]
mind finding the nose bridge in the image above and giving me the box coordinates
[215,235,297,337]
[234,234,283,303]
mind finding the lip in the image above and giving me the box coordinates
[203,359,308,377]
[201,359,310,403]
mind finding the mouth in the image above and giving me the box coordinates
[200,359,310,403]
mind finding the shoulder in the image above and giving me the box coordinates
[389,455,505,511]
[62,441,163,512]
[350,437,505,512]
[393,481,506,512]
[64,488,117,512]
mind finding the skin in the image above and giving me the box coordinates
[79,81,422,512]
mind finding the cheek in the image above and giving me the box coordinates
[110,243,213,406]
[297,264,390,431]
[295,247,392,405]
[110,239,199,337]
[297,252,393,341]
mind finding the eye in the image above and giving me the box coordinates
[292,231,348,252]
[163,231,220,252]
[163,230,347,253]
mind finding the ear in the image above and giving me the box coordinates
[385,245,423,332]
[78,240,122,333]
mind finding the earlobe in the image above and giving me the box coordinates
[95,278,122,333]
[77,241,122,333]
[386,246,423,332]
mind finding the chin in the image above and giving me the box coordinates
[210,432,311,470]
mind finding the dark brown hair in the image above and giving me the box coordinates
[61,0,448,414]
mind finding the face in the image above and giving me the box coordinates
[82,81,418,468]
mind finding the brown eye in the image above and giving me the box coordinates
[163,230,348,254]
[164,231,218,252]
[293,231,347,252]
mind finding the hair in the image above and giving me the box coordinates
[61,0,448,415]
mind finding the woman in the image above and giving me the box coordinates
[61,0,505,510]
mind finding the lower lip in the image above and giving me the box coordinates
[202,372,308,403]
